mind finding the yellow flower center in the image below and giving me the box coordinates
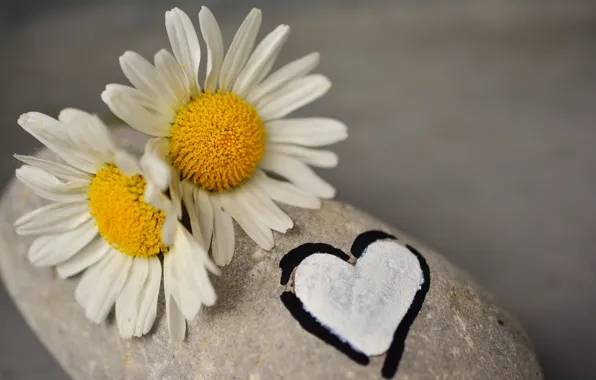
[88,164,168,257]
[170,91,266,192]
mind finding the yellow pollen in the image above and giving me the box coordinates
[88,164,168,257]
[170,91,266,192]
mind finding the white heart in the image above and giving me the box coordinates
[294,239,424,356]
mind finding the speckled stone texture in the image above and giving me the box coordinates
[0,130,542,380]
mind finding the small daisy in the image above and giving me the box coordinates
[102,6,347,265]
[14,109,218,340]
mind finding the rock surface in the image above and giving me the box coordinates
[0,132,542,380]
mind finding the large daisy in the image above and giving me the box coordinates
[14,109,218,340]
[102,6,347,265]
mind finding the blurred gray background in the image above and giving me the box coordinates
[1,0,596,379]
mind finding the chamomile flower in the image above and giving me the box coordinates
[14,109,218,340]
[102,6,347,265]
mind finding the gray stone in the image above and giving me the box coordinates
[0,130,542,380]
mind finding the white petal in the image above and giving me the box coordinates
[194,188,214,252]
[58,109,114,158]
[210,196,235,266]
[250,50,279,89]
[103,84,175,123]
[164,243,200,321]
[119,51,159,97]
[20,111,56,125]
[247,52,320,104]
[259,153,335,199]
[15,201,91,236]
[253,171,322,209]
[14,155,91,182]
[175,226,218,304]
[116,258,149,339]
[169,168,183,219]
[265,118,347,147]
[144,182,171,212]
[257,74,331,121]
[199,7,224,91]
[16,166,89,203]
[75,253,112,309]
[220,192,274,251]
[101,89,171,137]
[85,252,133,324]
[57,107,88,123]
[239,183,293,233]
[165,8,201,95]
[162,212,178,248]
[141,141,171,190]
[58,109,118,165]
[56,237,111,279]
[267,144,338,168]
[181,181,204,246]
[176,223,219,276]
[119,51,178,113]
[27,219,98,267]
[140,153,176,247]
[163,245,186,341]
[134,256,162,337]
[101,84,152,105]
[18,112,103,173]
[188,259,217,307]
[165,292,186,341]
[145,137,171,159]
[232,24,290,98]
[155,49,190,109]
[219,8,262,91]
[114,150,141,176]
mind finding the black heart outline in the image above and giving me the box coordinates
[279,230,431,379]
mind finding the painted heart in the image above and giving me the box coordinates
[279,230,430,379]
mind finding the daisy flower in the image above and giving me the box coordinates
[14,109,218,340]
[102,6,347,265]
